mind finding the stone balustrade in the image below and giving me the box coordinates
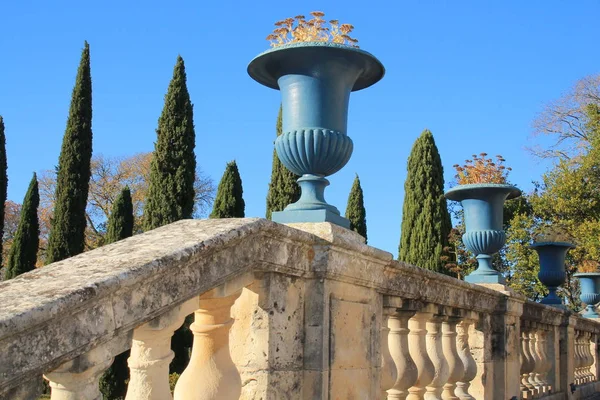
[1,218,600,400]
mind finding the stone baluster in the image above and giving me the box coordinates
[584,331,594,382]
[527,324,542,395]
[381,310,397,398]
[425,313,450,400]
[407,309,435,400]
[45,352,113,400]
[520,325,535,398]
[591,332,599,382]
[454,317,477,400]
[535,326,551,393]
[126,300,197,400]
[574,331,583,384]
[387,310,418,400]
[174,290,243,400]
[441,315,463,400]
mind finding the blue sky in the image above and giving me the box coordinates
[1,1,599,257]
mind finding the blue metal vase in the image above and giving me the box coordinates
[530,242,574,306]
[445,183,521,284]
[574,273,600,318]
[248,42,385,227]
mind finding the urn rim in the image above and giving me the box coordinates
[444,183,521,202]
[574,272,600,277]
[247,42,385,91]
[530,241,576,249]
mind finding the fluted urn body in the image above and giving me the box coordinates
[248,42,384,227]
[531,242,574,306]
[445,183,521,283]
[574,273,600,318]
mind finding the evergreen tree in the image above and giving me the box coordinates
[105,187,134,243]
[46,42,93,264]
[100,187,134,399]
[265,106,300,219]
[398,129,452,274]
[210,161,245,218]
[5,174,39,279]
[345,174,367,242]
[143,55,196,231]
[142,56,196,374]
[0,117,7,269]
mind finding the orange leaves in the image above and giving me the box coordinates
[453,153,512,185]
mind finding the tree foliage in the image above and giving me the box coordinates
[0,117,7,270]
[46,41,93,264]
[144,55,196,231]
[345,174,367,242]
[5,174,39,279]
[210,161,245,218]
[399,130,452,274]
[265,106,300,219]
[99,187,134,400]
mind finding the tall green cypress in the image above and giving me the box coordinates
[5,174,39,280]
[100,187,134,400]
[105,187,134,244]
[143,55,196,231]
[345,174,367,242]
[46,41,93,264]
[210,161,245,218]
[398,129,452,274]
[142,56,196,375]
[0,117,7,269]
[265,106,300,219]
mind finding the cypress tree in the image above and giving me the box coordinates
[210,161,245,218]
[398,129,452,274]
[142,56,196,374]
[99,187,134,400]
[5,174,39,279]
[345,174,367,242]
[105,187,134,243]
[143,55,196,231]
[265,106,300,219]
[0,117,7,269]
[46,41,93,264]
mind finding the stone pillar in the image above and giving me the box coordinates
[558,316,577,394]
[387,309,418,400]
[407,309,435,400]
[454,316,477,400]
[488,296,523,399]
[425,314,449,400]
[381,310,397,398]
[575,330,583,384]
[126,300,197,400]
[535,325,551,392]
[174,290,243,400]
[442,315,464,400]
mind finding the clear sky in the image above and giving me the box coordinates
[1,1,599,257]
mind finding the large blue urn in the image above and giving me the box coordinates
[574,273,600,319]
[530,242,574,306]
[445,183,521,284]
[248,42,384,227]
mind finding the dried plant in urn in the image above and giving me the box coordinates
[444,153,521,284]
[266,12,359,48]
[248,12,384,228]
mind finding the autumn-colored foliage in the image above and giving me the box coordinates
[453,153,512,185]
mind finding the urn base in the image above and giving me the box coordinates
[465,255,506,284]
[272,209,350,229]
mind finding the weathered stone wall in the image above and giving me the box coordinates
[0,218,599,399]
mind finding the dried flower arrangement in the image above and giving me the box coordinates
[533,223,574,244]
[453,153,512,185]
[266,11,359,48]
[578,260,600,273]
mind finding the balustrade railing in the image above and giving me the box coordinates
[1,218,600,400]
